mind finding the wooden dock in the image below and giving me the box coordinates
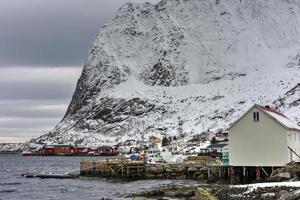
[80,159,146,178]
[79,158,227,181]
[21,157,282,184]
[22,172,80,179]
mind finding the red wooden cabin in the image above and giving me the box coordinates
[40,144,73,156]
[98,146,119,156]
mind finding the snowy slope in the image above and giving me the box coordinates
[33,0,300,145]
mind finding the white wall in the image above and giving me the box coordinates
[287,130,300,162]
[229,107,289,166]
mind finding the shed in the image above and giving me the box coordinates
[207,142,228,153]
[228,104,300,167]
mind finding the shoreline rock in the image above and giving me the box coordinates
[129,183,300,200]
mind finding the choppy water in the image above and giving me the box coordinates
[0,154,198,200]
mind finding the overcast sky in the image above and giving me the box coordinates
[0,0,159,143]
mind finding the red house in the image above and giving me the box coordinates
[98,146,119,156]
[40,144,73,156]
[39,144,119,156]
[73,146,90,155]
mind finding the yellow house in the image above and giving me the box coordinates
[149,136,161,143]
[229,104,300,167]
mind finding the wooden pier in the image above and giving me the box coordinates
[22,157,280,184]
[22,172,80,179]
[80,159,146,178]
[79,158,229,181]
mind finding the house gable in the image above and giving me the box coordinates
[229,106,289,166]
[229,106,287,133]
[228,104,299,132]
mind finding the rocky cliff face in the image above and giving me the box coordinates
[34,0,300,145]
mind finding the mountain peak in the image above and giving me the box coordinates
[34,0,300,145]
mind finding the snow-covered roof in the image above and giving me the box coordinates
[256,105,300,131]
[228,104,300,132]
[207,142,228,149]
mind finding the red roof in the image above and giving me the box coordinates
[256,104,286,118]
[256,104,300,131]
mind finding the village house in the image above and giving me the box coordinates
[199,131,216,142]
[40,144,118,156]
[149,136,161,144]
[207,142,228,155]
[228,104,300,167]
[40,144,74,156]
[97,145,119,156]
[215,131,228,141]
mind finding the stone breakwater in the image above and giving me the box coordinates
[80,159,227,181]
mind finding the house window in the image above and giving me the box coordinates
[253,112,260,122]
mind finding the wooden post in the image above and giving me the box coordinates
[230,167,235,184]
[208,167,211,179]
[261,167,268,177]
[256,166,261,180]
[243,167,246,183]
[271,166,274,175]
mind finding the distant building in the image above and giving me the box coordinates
[207,142,228,154]
[149,136,161,144]
[97,146,119,156]
[40,144,118,156]
[40,144,73,155]
[200,132,216,141]
[215,131,228,141]
[229,104,300,167]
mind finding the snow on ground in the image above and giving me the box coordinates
[234,181,300,193]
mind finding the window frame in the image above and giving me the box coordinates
[253,112,260,122]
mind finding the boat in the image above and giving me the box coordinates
[146,144,165,164]
[147,154,165,164]
[22,151,32,156]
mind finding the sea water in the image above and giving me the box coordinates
[0,154,198,200]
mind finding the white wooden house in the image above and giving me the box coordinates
[207,142,228,154]
[200,132,216,141]
[228,104,300,167]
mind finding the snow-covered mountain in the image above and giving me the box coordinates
[34,0,300,145]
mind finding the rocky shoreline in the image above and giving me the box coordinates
[128,183,300,200]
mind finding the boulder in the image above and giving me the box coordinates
[188,166,198,172]
[181,189,195,197]
[144,173,156,178]
[279,189,300,200]
[269,172,291,182]
[194,188,218,200]
[155,173,165,178]
[197,172,208,181]
[133,197,148,200]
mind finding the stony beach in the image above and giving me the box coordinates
[129,183,300,200]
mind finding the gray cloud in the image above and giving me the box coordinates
[0,80,74,100]
[0,100,67,118]
[0,0,160,143]
[0,67,80,142]
[0,67,81,100]
[0,117,58,129]
[0,0,160,67]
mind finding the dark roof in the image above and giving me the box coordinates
[207,143,228,149]
[98,145,114,149]
[44,144,71,147]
